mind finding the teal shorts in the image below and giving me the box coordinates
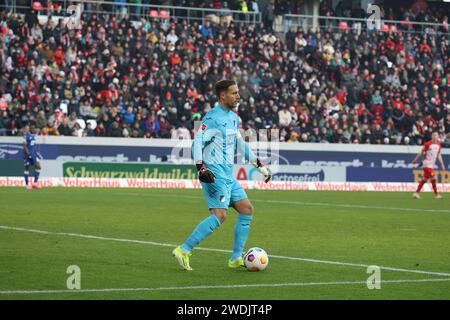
[201,178,248,209]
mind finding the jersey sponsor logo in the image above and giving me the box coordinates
[226,133,236,145]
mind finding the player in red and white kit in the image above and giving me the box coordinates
[411,132,446,199]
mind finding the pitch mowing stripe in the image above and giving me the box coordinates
[1,278,450,295]
[119,192,450,214]
[4,189,448,213]
[1,225,450,277]
[257,199,450,213]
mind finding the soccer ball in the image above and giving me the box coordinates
[244,247,269,271]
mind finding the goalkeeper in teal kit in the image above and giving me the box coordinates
[172,80,271,271]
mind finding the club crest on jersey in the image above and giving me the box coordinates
[200,123,207,132]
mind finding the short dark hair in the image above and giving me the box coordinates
[215,79,236,98]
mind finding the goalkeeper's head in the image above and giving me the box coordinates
[215,79,240,110]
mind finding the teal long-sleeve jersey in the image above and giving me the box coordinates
[193,104,256,180]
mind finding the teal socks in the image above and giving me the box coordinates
[181,214,221,253]
[231,214,253,261]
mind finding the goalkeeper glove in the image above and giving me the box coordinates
[251,158,271,183]
[196,163,216,184]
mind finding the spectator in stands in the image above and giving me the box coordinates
[57,118,71,136]
[0,3,447,146]
[200,19,214,39]
[278,106,291,128]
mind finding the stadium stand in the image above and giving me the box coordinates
[0,0,448,146]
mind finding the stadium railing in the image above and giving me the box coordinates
[0,0,261,25]
[2,2,446,35]
[281,13,450,36]
[0,0,29,13]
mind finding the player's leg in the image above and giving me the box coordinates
[32,161,42,189]
[180,180,230,253]
[172,209,226,271]
[413,170,429,199]
[428,170,441,199]
[173,209,225,271]
[229,199,253,268]
[229,181,253,268]
[173,180,229,271]
[24,162,31,189]
[180,208,225,253]
[413,179,426,199]
[431,178,441,199]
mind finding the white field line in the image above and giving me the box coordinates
[1,225,450,278]
[1,278,450,295]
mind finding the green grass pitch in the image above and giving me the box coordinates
[0,187,449,300]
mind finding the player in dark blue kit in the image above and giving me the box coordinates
[23,124,42,189]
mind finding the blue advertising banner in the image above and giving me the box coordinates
[1,139,449,183]
[346,168,448,182]
[3,143,449,167]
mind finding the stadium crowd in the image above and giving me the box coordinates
[0,0,449,146]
